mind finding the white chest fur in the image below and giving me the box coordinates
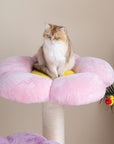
[43,39,67,66]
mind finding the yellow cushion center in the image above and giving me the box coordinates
[31,70,75,78]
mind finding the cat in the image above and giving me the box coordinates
[33,24,75,80]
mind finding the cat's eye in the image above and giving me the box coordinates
[47,34,51,38]
[54,36,59,40]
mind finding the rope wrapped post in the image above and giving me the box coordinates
[42,102,65,144]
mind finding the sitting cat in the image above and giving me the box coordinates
[33,24,75,80]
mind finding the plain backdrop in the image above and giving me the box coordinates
[0,0,114,144]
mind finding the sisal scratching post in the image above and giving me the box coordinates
[42,102,65,144]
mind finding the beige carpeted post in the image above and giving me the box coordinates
[42,102,65,144]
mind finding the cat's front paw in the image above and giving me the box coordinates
[58,71,64,77]
[58,67,64,77]
[58,73,64,77]
[52,75,58,80]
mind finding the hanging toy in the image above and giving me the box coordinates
[101,84,114,107]
[105,95,114,106]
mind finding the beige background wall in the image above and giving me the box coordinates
[0,0,114,144]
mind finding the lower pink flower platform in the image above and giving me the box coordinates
[0,132,59,144]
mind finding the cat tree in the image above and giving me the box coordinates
[0,54,114,144]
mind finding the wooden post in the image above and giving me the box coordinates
[42,102,65,144]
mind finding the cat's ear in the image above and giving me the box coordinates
[60,26,67,34]
[45,24,52,30]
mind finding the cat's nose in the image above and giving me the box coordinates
[51,40,54,44]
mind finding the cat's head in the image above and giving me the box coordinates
[43,24,68,44]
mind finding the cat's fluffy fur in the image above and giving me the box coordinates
[33,24,75,79]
